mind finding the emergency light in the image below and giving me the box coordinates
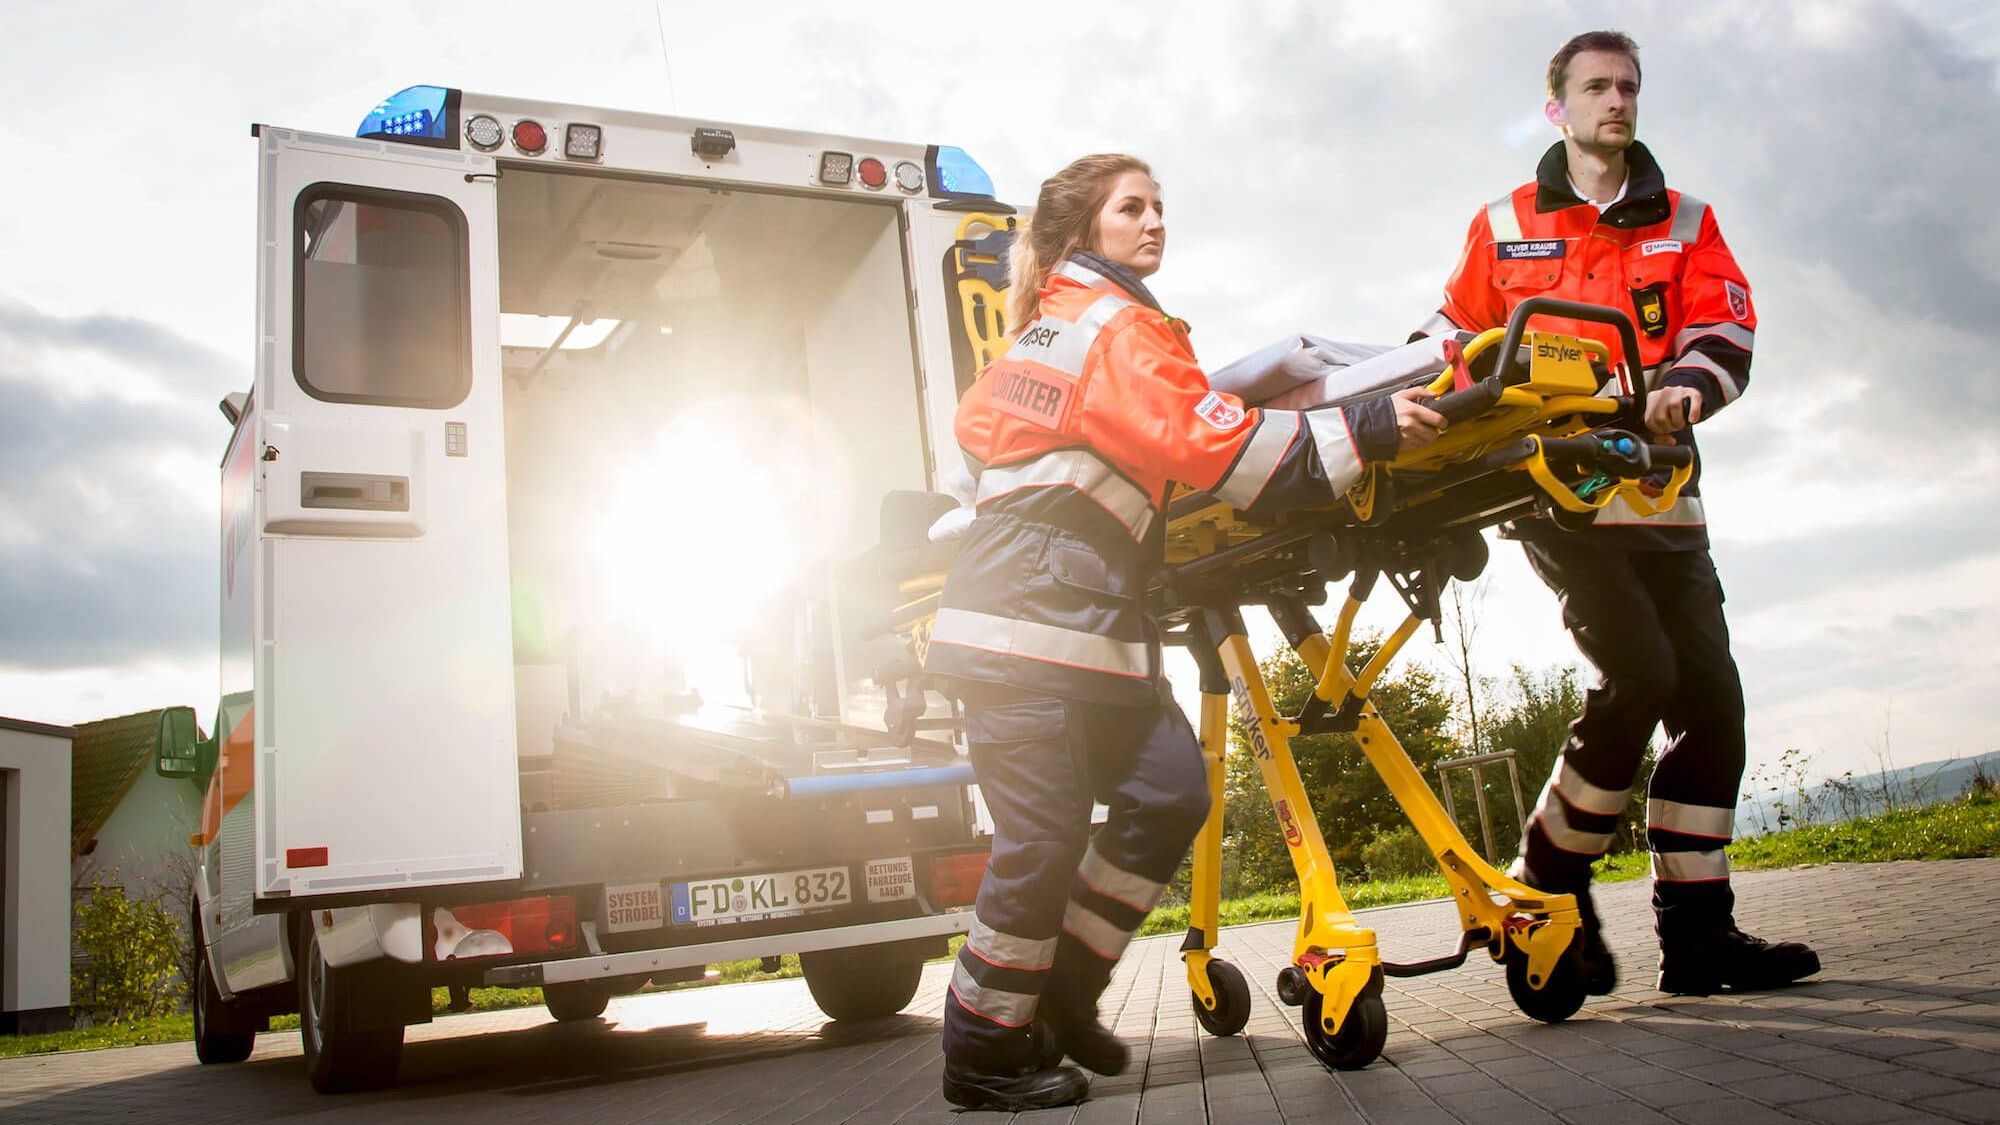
[926,145,997,201]
[356,85,461,149]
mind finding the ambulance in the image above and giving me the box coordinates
[155,84,1017,1092]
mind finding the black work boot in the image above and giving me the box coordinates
[1037,1009,1130,1076]
[1519,860,1618,996]
[1571,886,1619,996]
[1658,928,1821,996]
[941,1060,1090,1111]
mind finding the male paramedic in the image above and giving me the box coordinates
[1415,30,1819,997]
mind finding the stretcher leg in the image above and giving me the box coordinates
[1179,589,1588,1071]
[1184,690,1252,1035]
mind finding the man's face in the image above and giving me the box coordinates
[1550,49,1640,153]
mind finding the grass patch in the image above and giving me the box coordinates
[10,794,1990,1058]
[0,1014,195,1058]
[1730,791,1999,869]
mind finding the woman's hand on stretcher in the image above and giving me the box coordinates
[1391,387,1447,451]
[1645,385,1703,433]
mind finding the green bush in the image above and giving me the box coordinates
[1361,826,1435,882]
[71,883,186,1024]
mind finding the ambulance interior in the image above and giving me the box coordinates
[496,168,930,805]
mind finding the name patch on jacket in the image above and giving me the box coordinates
[988,367,1069,427]
[1495,239,1565,260]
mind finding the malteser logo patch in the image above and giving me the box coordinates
[1639,239,1684,256]
[1725,280,1750,321]
[1195,391,1245,430]
[1495,239,1565,260]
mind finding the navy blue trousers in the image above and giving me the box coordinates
[942,687,1210,1070]
[1515,538,1747,940]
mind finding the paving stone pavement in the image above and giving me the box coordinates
[4,858,1997,1124]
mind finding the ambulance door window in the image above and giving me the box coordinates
[293,184,470,408]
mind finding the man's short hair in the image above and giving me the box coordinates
[1547,30,1641,100]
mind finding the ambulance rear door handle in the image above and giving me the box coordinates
[300,472,409,512]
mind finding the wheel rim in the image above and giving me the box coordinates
[306,941,329,1052]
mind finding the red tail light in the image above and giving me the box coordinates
[435,895,577,960]
[927,848,991,908]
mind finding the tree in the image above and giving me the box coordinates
[1481,663,1652,856]
[1440,577,1492,755]
[1220,633,1464,897]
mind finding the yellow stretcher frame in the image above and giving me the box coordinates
[893,298,1693,1071]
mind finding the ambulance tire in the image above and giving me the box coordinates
[297,926,404,1094]
[192,928,256,1065]
[800,944,924,1021]
[543,981,612,1022]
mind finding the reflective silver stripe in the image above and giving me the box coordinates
[1648,799,1735,840]
[1555,759,1630,816]
[1415,309,1461,338]
[1673,321,1754,355]
[1668,195,1708,244]
[1213,411,1301,511]
[1670,351,1743,405]
[1533,782,1617,855]
[978,449,1155,540]
[1486,193,1523,242]
[1053,259,1110,288]
[1062,900,1134,960]
[950,961,1038,1026]
[1593,493,1707,527]
[1302,407,1364,493]
[1651,848,1729,883]
[1077,844,1166,912]
[930,607,1152,679]
[1002,292,1133,378]
[966,916,1057,971]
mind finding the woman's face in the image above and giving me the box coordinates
[1092,170,1165,278]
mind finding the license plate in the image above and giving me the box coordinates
[670,864,851,925]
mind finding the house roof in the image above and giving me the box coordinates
[71,708,172,859]
[0,715,75,738]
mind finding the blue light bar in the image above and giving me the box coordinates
[357,85,461,149]
[928,145,997,200]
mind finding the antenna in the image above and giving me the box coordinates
[653,0,681,115]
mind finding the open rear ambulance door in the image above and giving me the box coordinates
[251,127,519,901]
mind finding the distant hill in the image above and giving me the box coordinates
[1736,749,2000,836]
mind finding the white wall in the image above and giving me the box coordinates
[1,719,73,1025]
[75,771,200,912]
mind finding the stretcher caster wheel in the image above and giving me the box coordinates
[1302,991,1387,1071]
[1192,959,1251,1037]
[1506,947,1587,1024]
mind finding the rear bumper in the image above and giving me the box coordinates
[483,910,971,986]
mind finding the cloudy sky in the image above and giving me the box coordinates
[2,0,1995,786]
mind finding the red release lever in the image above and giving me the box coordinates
[1441,337,1474,392]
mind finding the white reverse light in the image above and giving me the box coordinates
[465,114,504,151]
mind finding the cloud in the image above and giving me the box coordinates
[0,300,239,669]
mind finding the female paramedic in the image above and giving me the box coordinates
[924,152,1446,1111]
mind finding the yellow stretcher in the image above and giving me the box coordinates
[882,294,1694,1071]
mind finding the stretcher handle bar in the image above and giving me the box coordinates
[1426,377,1505,425]
[1381,928,1484,979]
[1540,432,1695,475]
[782,763,976,797]
[1496,297,1646,398]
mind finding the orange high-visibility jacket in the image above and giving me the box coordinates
[1416,142,1755,549]
[926,256,1397,705]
